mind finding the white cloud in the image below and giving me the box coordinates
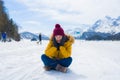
[23,21,40,25]
[16,0,120,25]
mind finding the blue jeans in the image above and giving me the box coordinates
[41,54,72,69]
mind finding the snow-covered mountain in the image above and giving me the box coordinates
[81,16,120,40]
[66,16,120,40]
[20,32,49,40]
[89,16,120,34]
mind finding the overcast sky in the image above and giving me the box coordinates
[4,0,120,35]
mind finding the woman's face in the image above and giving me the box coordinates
[55,35,63,43]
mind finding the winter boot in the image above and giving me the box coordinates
[44,66,52,71]
[55,64,67,73]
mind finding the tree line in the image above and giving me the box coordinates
[0,0,20,41]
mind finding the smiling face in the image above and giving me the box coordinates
[55,35,63,43]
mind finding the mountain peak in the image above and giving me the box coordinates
[89,16,120,34]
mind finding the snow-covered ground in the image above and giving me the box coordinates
[0,40,120,80]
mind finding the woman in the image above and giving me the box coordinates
[41,24,74,73]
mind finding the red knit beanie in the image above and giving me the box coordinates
[53,24,65,36]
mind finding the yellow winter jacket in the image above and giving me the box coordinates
[45,35,74,59]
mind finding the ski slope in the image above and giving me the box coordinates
[0,40,120,80]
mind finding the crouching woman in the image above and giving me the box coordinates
[41,24,74,73]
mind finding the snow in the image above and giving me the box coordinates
[0,40,120,80]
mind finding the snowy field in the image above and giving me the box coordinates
[0,40,120,80]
